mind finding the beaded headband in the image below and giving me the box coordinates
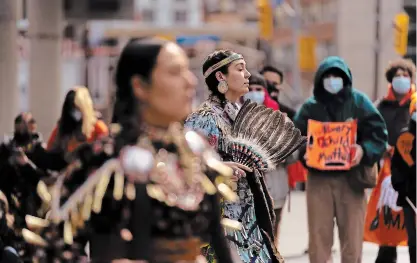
[203,53,244,79]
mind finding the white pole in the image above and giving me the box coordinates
[28,0,63,138]
[0,0,19,137]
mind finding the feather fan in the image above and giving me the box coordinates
[221,100,306,171]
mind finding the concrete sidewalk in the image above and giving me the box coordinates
[278,191,409,263]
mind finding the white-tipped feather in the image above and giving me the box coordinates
[222,100,306,171]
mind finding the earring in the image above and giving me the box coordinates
[217,80,229,94]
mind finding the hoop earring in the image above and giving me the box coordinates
[217,80,229,94]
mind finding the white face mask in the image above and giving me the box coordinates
[323,77,344,94]
[71,109,82,121]
[244,91,265,104]
[392,76,411,94]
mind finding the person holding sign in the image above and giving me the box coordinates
[391,93,416,263]
[293,56,388,263]
[372,58,416,263]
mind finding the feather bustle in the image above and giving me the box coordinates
[223,101,306,171]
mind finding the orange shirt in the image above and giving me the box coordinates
[47,120,109,152]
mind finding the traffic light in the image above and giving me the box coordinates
[258,0,274,40]
[394,12,409,56]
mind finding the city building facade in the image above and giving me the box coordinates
[272,0,405,100]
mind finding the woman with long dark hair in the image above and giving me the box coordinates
[47,86,109,153]
[23,38,237,263]
[185,50,285,263]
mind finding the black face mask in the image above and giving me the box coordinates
[270,92,279,102]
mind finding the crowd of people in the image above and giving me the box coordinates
[0,37,415,263]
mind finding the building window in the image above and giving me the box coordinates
[325,41,337,56]
[316,41,337,60]
[142,9,154,22]
[309,3,322,23]
[205,0,220,13]
[220,0,237,12]
[322,0,337,22]
[174,10,188,23]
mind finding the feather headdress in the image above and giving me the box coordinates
[220,100,306,171]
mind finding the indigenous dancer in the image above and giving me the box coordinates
[23,38,238,263]
[185,50,305,263]
[47,86,109,153]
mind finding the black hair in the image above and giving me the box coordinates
[14,113,25,125]
[47,90,84,152]
[385,58,416,83]
[260,65,284,84]
[322,68,350,85]
[202,50,237,104]
[112,37,167,152]
[248,73,267,88]
[266,80,277,95]
[58,90,79,138]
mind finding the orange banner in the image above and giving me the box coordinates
[364,157,408,246]
[306,120,357,170]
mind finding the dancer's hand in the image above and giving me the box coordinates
[223,162,252,172]
[223,162,250,182]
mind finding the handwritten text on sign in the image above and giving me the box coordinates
[306,120,357,170]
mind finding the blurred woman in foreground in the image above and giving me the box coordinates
[24,38,236,263]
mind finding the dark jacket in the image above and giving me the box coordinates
[0,136,67,234]
[391,119,416,207]
[293,56,388,173]
[375,87,412,146]
[278,103,295,120]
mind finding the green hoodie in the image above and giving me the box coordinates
[293,56,388,167]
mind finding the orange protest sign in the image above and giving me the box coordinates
[396,132,415,166]
[306,120,357,170]
[364,157,408,246]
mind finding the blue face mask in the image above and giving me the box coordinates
[244,91,265,104]
[392,76,411,94]
[412,112,416,122]
[323,77,343,94]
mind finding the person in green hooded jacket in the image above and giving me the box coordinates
[293,56,388,263]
